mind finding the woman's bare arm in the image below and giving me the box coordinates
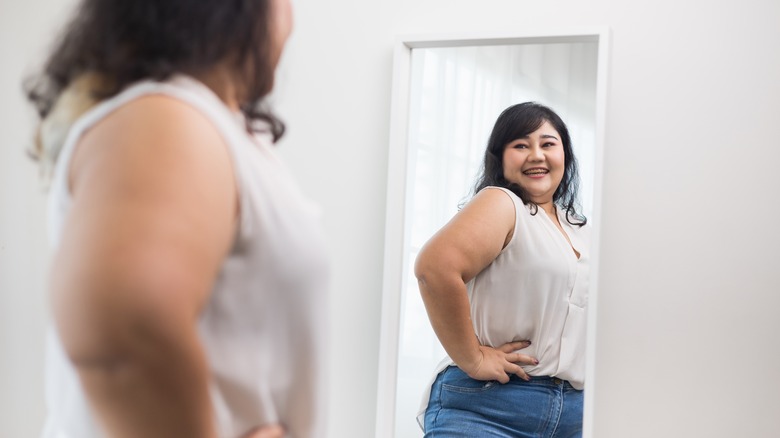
[414,188,537,382]
[52,95,238,437]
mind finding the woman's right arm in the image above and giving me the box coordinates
[53,95,281,438]
[414,188,537,383]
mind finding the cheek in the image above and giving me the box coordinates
[282,2,293,36]
[552,150,566,171]
[272,0,294,47]
[553,154,567,185]
[502,150,519,177]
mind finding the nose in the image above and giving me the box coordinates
[528,145,544,161]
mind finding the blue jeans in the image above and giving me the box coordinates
[424,366,583,437]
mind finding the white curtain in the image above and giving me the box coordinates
[394,42,598,437]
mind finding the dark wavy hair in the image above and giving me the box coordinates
[472,102,586,226]
[25,0,284,145]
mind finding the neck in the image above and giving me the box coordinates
[193,67,241,112]
[537,201,557,217]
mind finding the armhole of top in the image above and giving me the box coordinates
[480,186,521,251]
[51,79,251,246]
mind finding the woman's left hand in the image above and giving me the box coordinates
[461,340,538,383]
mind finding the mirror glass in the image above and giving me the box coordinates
[393,41,600,437]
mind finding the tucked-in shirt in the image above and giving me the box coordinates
[43,76,329,438]
[417,186,590,429]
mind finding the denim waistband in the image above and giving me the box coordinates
[507,374,578,389]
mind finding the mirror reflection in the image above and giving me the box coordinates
[394,42,599,437]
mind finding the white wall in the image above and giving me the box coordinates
[0,0,76,436]
[281,0,780,436]
[2,0,779,437]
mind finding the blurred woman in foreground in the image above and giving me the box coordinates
[26,0,328,437]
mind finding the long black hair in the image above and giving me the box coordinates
[472,102,586,226]
[25,0,284,152]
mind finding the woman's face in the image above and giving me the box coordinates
[502,120,566,204]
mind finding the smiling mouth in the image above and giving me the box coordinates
[522,168,549,176]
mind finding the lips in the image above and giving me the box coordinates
[522,167,549,175]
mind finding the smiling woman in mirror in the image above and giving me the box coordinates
[415,102,590,437]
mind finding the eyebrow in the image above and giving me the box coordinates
[517,134,559,141]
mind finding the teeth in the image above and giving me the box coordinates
[524,169,548,175]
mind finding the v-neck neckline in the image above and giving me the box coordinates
[540,205,581,260]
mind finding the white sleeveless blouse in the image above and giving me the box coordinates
[417,186,590,428]
[43,76,329,438]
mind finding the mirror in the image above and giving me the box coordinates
[376,31,609,438]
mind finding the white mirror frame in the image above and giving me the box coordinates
[376,29,610,438]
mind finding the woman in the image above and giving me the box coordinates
[25,1,327,437]
[416,102,589,437]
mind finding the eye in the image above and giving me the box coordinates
[512,143,528,149]
[542,142,556,148]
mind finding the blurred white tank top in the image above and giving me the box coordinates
[43,76,330,438]
[417,186,590,429]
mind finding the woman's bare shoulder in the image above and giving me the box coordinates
[69,93,231,193]
[462,187,516,224]
[57,93,238,323]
